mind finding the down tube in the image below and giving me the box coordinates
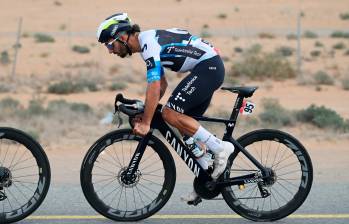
[154,119,211,182]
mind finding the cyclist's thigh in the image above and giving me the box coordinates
[166,55,224,115]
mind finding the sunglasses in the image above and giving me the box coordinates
[105,37,119,50]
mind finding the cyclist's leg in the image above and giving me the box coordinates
[163,55,226,153]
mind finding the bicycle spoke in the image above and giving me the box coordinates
[141,177,163,187]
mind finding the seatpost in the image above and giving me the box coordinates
[223,95,245,140]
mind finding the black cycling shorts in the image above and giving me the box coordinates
[165,55,225,116]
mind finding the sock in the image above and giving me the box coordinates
[193,126,223,154]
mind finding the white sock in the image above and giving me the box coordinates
[193,126,223,154]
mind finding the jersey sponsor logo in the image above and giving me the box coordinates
[166,102,184,113]
[145,57,156,70]
[181,75,197,95]
[162,46,205,59]
[141,44,147,52]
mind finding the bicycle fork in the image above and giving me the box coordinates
[123,132,152,182]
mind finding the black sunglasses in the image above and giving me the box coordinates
[105,37,119,50]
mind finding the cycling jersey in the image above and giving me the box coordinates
[138,28,219,83]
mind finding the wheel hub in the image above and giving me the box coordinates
[262,168,277,187]
[118,167,141,188]
[0,167,12,188]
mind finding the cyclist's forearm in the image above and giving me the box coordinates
[160,76,168,99]
[143,81,161,125]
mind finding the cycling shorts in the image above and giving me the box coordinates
[165,55,225,116]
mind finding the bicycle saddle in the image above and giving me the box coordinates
[221,86,258,98]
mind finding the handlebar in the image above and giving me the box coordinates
[114,93,144,116]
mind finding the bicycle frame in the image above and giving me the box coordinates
[125,94,270,187]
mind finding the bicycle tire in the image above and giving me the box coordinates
[80,129,176,221]
[222,129,313,221]
[0,127,51,224]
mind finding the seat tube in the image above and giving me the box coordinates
[224,95,245,139]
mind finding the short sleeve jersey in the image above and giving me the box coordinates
[138,28,219,83]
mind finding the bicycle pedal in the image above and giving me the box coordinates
[187,197,202,206]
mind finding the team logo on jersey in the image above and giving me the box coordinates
[145,57,155,70]
[162,46,205,59]
[141,44,147,52]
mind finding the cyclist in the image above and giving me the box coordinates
[96,13,234,203]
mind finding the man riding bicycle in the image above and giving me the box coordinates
[96,12,234,203]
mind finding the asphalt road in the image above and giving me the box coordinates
[18,181,349,224]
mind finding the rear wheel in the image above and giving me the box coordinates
[80,129,176,221]
[0,127,51,224]
[222,129,313,221]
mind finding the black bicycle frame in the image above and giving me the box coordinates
[125,94,269,187]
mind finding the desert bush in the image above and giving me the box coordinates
[258,32,275,39]
[259,98,295,127]
[303,30,318,39]
[0,51,10,65]
[345,49,349,56]
[234,47,243,53]
[70,103,92,113]
[230,49,295,81]
[245,44,262,55]
[48,81,76,94]
[59,24,66,31]
[22,32,30,38]
[0,97,20,114]
[339,12,349,20]
[54,1,62,6]
[0,84,11,93]
[26,99,47,116]
[275,46,293,57]
[314,71,334,85]
[310,50,321,57]
[34,33,55,43]
[217,13,227,19]
[330,31,349,38]
[48,80,98,94]
[314,41,324,47]
[333,42,346,50]
[110,82,127,91]
[40,52,50,58]
[200,29,212,38]
[47,100,92,114]
[286,33,297,40]
[72,45,90,54]
[342,78,349,90]
[296,105,349,131]
[26,129,40,141]
[75,79,98,92]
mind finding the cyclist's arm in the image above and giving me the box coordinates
[143,81,160,126]
[160,75,167,99]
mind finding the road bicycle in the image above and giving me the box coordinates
[80,86,313,222]
[0,127,51,223]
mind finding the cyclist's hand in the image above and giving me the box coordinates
[132,114,143,126]
[133,121,150,136]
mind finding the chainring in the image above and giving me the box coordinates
[193,177,221,199]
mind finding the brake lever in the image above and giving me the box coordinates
[115,110,123,128]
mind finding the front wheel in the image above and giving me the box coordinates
[222,129,313,221]
[80,129,176,221]
[0,127,51,224]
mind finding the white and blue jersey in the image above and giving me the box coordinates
[138,28,219,83]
